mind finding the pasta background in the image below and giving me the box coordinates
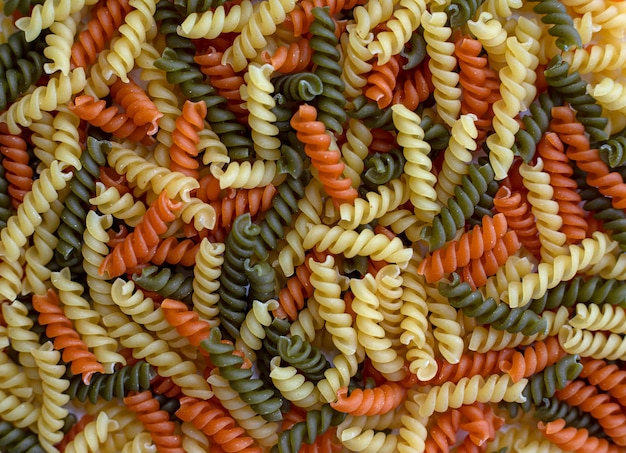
[0,0,625,452]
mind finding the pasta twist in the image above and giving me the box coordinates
[570,304,626,333]
[69,95,155,145]
[0,123,32,209]
[331,382,406,416]
[33,288,105,383]
[169,100,207,179]
[277,333,329,382]
[201,328,283,421]
[422,11,460,128]
[1,67,87,134]
[70,0,133,68]
[177,1,254,39]
[161,299,211,348]
[111,78,163,132]
[223,0,298,72]
[529,0,581,51]
[208,371,279,447]
[309,255,358,356]
[105,0,157,82]
[538,419,620,453]
[90,182,146,227]
[500,337,566,383]
[107,144,200,201]
[503,232,614,307]
[291,104,356,205]
[191,239,223,325]
[66,361,155,403]
[16,0,98,41]
[133,266,194,303]
[391,104,438,223]
[262,40,312,73]
[242,63,280,160]
[269,357,322,409]
[272,404,345,453]
[338,427,397,453]
[124,390,183,453]
[210,160,278,190]
[559,326,626,361]
[562,42,626,75]
[338,179,407,230]
[555,379,626,445]
[103,311,212,399]
[32,341,69,452]
[100,191,181,278]
[368,0,425,65]
[398,398,428,453]
[412,374,528,417]
[63,412,119,453]
[0,420,43,452]
[551,106,626,210]
[436,114,478,206]
[579,358,626,407]
[545,56,608,142]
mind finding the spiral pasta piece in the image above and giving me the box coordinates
[222,0,298,72]
[111,77,163,133]
[569,304,626,333]
[168,100,206,179]
[412,374,528,417]
[124,390,184,453]
[33,288,104,383]
[63,412,119,453]
[70,0,133,68]
[100,190,181,278]
[177,1,254,39]
[365,55,400,109]
[555,379,626,446]
[331,382,406,416]
[0,123,32,209]
[538,419,621,453]
[291,104,356,205]
[579,358,626,407]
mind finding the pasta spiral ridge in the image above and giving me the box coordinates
[513,91,560,163]
[569,304,626,333]
[176,395,262,453]
[33,288,105,383]
[133,266,194,304]
[538,419,620,453]
[176,1,254,39]
[422,162,495,251]
[162,298,211,349]
[66,361,155,404]
[500,337,566,383]
[365,56,400,109]
[555,379,626,445]
[391,104,438,223]
[534,396,606,437]
[70,0,133,69]
[446,0,486,28]
[192,239,223,325]
[218,213,262,338]
[291,104,357,205]
[493,186,541,257]
[107,143,201,201]
[579,358,626,408]
[69,95,155,145]
[418,213,510,283]
[277,334,329,381]
[168,100,206,179]
[222,0,298,72]
[440,273,548,336]
[200,327,283,421]
[0,160,71,262]
[62,412,119,453]
[55,137,109,268]
[271,404,345,453]
[413,374,528,418]
[100,190,182,278]
[331,382,406,416]
[90,182,147,227]
[422,10,460,128]
[559,326,626,362]
[110,77,163,133]
[545,56,609,142]
[562,42,626,75]
[0,123,32,209]
[528,0,581,51]
[0,420,43,452]
[123,390,184,453]
[104,0,157,83]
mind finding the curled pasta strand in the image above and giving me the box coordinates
[0,123,32,209]
[579,358,626,408]
[569,304,626,334]
[419,349,515,386]
[493,186,541,257]
[168,100,207,179]
[499,337,566,383]
[70,0,133,69]
[70,95,155,145]
[261,40,312,73]
[33,288,104,384]
[538,419,621,453]
[161,299,211,348]
[365,55,400,109]
[124,390,184,453]
[16,0,98,42]
[559,326,626,362]
[177,1,255,39]
[331,382,406,416]
[111,78,163,133]
[418,213,509,283]
[291,104,357,206]
[100,191,181,278]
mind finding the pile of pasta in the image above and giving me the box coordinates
[1,0,626,451]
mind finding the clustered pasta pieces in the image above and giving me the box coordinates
[0,0,625,451]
